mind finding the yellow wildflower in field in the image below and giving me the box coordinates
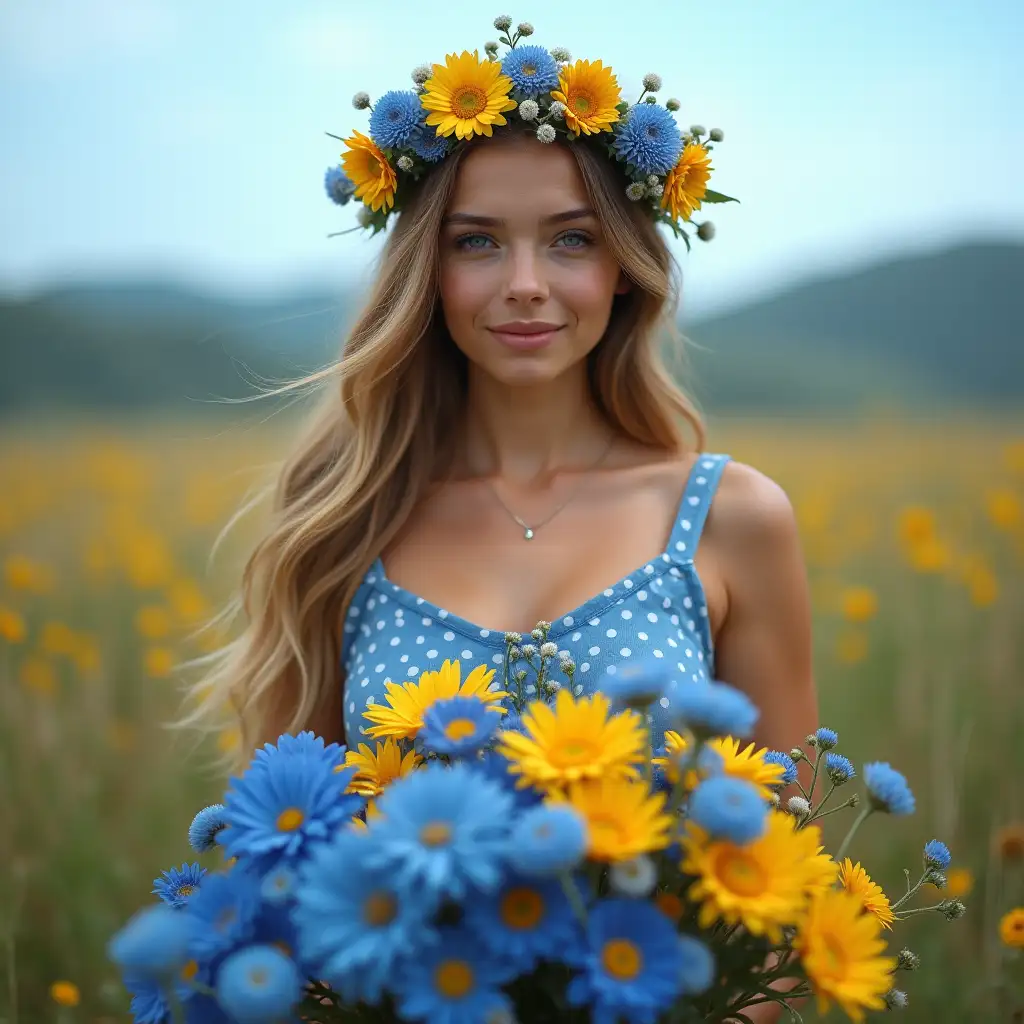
[908,536,951,573]
[144,646,175,678]
[167,578,209,624]
[71,635,102,677]
[49,980,80,1007]
[136,604,173,639]
[840,586,878,623]
[944,867,973,898]
[40,620,77,657]
[966,564,998,607]
[897,506,936,547]
[19,655,56,696]
[121,530,175,589]
[836,628,869,665]
[999,908,1024,948]
[839,858,895,929]
[985,488,1020,530]
[0,606,26,643]
[218,727,241,755]
[994,823,1024,862]
[4,554,54,593]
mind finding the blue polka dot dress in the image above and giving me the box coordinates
[340,454,731,745]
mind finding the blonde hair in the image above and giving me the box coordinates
[182,132,705,763]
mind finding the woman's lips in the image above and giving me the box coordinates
[488,326,564,350]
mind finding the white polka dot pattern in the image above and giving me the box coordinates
[341,454,730,742]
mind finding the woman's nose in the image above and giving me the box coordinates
[502,243,549,304]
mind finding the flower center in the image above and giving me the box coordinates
[363,890,398,927]
[715,849,768,897]
[443,718,478,742]
[655,891,683,921]
[522,62,537,77]
[589,812,627,848]
[601,938,642,980]
[500,887,545,930]
[556,738,598,765]
[177,884,195,897]
[214,907,237,933]
[180,960,199,981]
[435,959,473,998]
[247,967,268,987]
[452,85,486,118]
[420,821,453,847]
[570,89,593,115]
[276,807,304,832]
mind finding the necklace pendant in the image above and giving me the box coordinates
[523,527,535,540]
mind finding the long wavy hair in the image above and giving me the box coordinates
[180,130,705,764]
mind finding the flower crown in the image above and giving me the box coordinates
[323,15,738,249]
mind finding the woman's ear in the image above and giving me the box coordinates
[614,271,632,296]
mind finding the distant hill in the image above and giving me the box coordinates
[1,240,1021,417]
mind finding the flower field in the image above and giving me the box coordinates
[1,413,1022,1022]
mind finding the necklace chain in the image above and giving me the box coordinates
[485,435,616,540]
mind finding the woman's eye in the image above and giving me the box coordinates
[455,233,495,251]
[555,230,592,249]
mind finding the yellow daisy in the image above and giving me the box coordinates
[651,729,691,785]
[556,776,673,862]
[1000,908,1024,948]
[661,142,713,223]
[362,659,507,741]
[342,738,421,798]
[550,59,622,136]
[420,50,517,140]
[794,889,897,1023]
[708,736,785,800]
[839,858,895,930]
[340,130,397,212]
[496,689,645,793]
[681,811,838,943]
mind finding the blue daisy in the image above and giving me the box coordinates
[763,751,798,786]
[672,681,759,739]
[392,925,517,1024]
[864,762,916,816]
[216,945,303,1024]
[152,863,206,909]
[475,750,545,810]
[613,104,683,176]
[188,804,229,853]
[219,741,362,865]
[294,830,437,1005]
[407,125,450,163]
[368,90,425,149]
[183,868,262,961]
[678,934,716,995]
[108,904,197,976]
[259,867,296,906]
[815,727,839,750]
[462,871,581,972]
[366,762,513,902]
[688,776,767,845]
[825,752,856,784]
[421,695,498,757]
[508,804,588,877]
[324,166,355,206]
[602,659,672,709]
[566,898,684,1023]
[924,839,952,870]
[123,971,195,1024]
[501,45,560,97]
[252,730,346,770]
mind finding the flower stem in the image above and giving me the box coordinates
[892,871,932,911]
[836,805,874,863]
[558,872,589,928]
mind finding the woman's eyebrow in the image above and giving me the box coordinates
[442,207,596,227]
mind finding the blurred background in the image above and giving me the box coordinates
[1,0,1022,1020]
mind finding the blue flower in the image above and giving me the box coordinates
[392,925,516,1024]
[508,804,588,877]
[815,727,839,750]
[825,752,856,784]
[259,867,295,905]
[672,681,759,739]
[501,45,560,97]
[602,660,672,709]
[421,696,498,757]
[123,971,196,1024]
[108,905,196,976]
[324,166,355,206]
[864,762,916,816]
[475,750,544,810]
[462,872,581,973]
[566,899,683,1023]
[367,762,513,903]
[189,804,228,853]
[613,104,683,176]
[368,90,424,149]
[219,740,362,865]
[763,751,798,786]
[152,863,206,909]
[408,125,450,163]
[688,776,768,845]
[678,934,716,995]
[294,830,437,1004]
[183,868,262,961]
[216,945,303,1024]
[924,839,952,870]
[252,730,346,769]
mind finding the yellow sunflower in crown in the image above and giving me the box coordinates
[340,130,397,212]
[342,738,421,798]
[550,59,622,136]
[838,858,896,930]
[420,50,518,140]
[362,659,507,741]
[661,142,713,223]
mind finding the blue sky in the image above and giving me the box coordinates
[1,0,1021,314]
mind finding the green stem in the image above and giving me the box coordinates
[891,870,931,911]
[836,805,874,863]
[806,748,822,803]
[895,902,947,919]
[808,781,836,818]
[166,986,186,1024]
[559,872,589,928]
[804,798,858,826]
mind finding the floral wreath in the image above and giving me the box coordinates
[323,14,738,249]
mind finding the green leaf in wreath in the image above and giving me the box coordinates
[701,189,740,205]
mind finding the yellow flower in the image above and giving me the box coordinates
[136,604,173,639]
[496,689,645,793]
[0,606,26,643]
[144,646,175,679]
[840,586,878,623]
[944,866,973,898]
[167,578,209,624]
[838,858,895,930]
[836,628,870,665]
[19,656,56,697]
[794,889,897,1022]
[908,536,950,573]
[363,659,506,741]
[4,555,54,593]
[651,729,691,785]
[707,736,785,799]
[50,980,80,1007]
[897,506,936,547]
[985,488,1020,529]
[999,907,1024,948]
[420,50,517,140]
[341,130,397,213]
[550,59,621,136]
[556,776,672,862]
[343,738,421,797]
[681,811,837,943]
[661,143,712,223]
[994,823,1024,863]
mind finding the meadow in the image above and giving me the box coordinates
[1,412,1022,1023]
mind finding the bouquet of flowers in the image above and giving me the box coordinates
[109,624,964,1023]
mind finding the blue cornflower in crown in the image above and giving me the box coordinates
[323,14,738,246]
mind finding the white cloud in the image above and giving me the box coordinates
[0,0,178,74]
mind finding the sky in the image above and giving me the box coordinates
[1,0,1022,315]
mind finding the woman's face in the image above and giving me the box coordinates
[438,135,628,388]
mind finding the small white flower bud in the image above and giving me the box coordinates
[625,182,647,201]
[540,641,558,658]
[646,174,660,186]
[521,643,537,658]
[710,128,724,142]
[516,670,529,684]
[411,64,432,85]
[396,155,414,172]
[689,123,706,136]
[352,91,371,110]
[545,679,561,692]
[647,183,664,198]
[697,221,715,242]
[884,989,908,1010]
[665,97,681,111]
[789,747,806,762]
[518,99,540,121]
[530,628,544,641]
[928,870,947,889]
[896,949,920,971]
[549,46,571,63]
[517,21,534,36]
[504,631,522,645]
[642,73,662,92]
[493,14,513,31]
[643,95,657,104]
[941,899,967,920]
[535,123,557,143]
[484,40,500,54]
[609,855,657,897]
[770,792,781,808]
[787,796,811,819]
[508,646,522,662]
[548,100,567,120]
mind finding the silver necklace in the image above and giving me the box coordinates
[485,435,616,540]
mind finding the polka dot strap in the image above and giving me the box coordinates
[668,454,730,561]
